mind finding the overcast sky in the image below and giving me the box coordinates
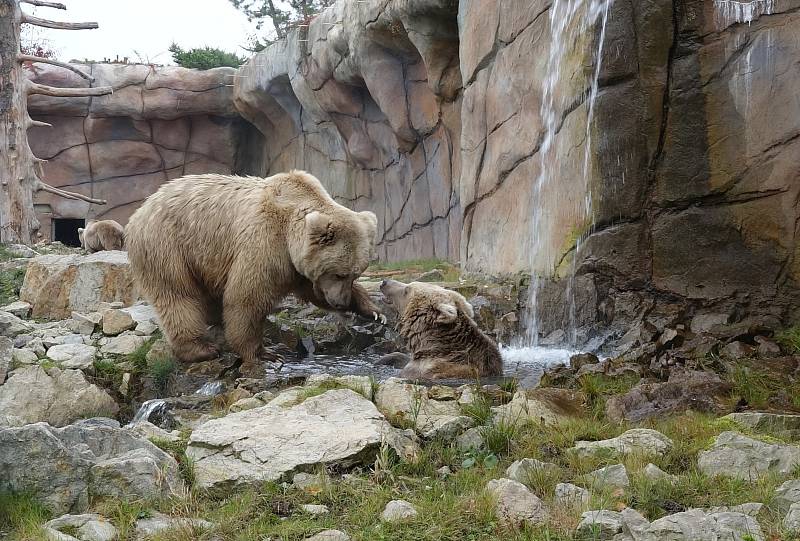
[33,0,262,64]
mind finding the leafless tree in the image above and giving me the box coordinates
[0,0,112,244]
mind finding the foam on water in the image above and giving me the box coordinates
[501,346,575,387]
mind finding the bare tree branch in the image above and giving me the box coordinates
[26,80,112,97]
[20,13,99,30]
[35,181,107,205]
[18,54,94,81]
[20,0,67,9]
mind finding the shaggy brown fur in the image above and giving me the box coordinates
[78,219,125,252]
[125,171,381,369]
[380,280,503,380]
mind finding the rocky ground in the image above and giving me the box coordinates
[2,245,800,540]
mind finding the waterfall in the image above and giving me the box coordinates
[521,0,613,348]
[195,380,224,397]
[713,0,774,27]
[130,398,169,425]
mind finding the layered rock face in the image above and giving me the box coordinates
[233,0,800,336]
[26,63,249,237]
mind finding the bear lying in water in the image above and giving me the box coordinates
[380,279,503,380]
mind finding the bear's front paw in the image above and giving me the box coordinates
[372,311,387,325]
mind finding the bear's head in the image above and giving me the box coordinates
[296,209,378,310]
[380,280,474,327]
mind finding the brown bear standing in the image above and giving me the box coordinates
[126,171,382,371]
[78,219,125,252]
[380,280,503,380]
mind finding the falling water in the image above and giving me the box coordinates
[130,398,169,425]
[713,0,774,27]
[195,380,224,397]
[520,0,613,349]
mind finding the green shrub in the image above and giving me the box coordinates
[169,43,244,69]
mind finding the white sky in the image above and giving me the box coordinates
[33,0,262,64]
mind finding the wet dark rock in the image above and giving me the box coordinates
[376,352,411,369]
[755,336,781,357]
[569,353,599,371]
[720,341,755,360]
[605,370,731,423]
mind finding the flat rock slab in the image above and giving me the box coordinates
[20,252,137,320]
[0,421,182,514]
[571,428,673,458]
[698,431,800,480]
[187,389,398,490]
[725,412,800,437]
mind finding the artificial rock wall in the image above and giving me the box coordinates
[234,0,800,335]
[27,63,248,238]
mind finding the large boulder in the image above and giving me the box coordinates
[44,514,118,541]
[605,370,731,423]
[640,509,764,541]
[20,252,137,320]
[725,412,800,438]
[0,420,183,514]
[0,366,117,427]
[698,431,800,480]
[187,389,406,489]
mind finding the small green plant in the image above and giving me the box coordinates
[169,43,244,69]
[728,366,775,409]
[0,492,51,538]
[148,356,177,394]
[461,398,493,427]
[93,358,125,388]
[0,267,25,305]
[149,437,196,488]
[480,417,519,456]
[776,326,800,354]
[579,372,640,418]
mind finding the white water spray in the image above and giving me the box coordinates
[521,0,613,349]
[130,398,168,425]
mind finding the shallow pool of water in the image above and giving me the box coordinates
[267,346,575,388]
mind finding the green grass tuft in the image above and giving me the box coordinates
[0,267,25,306]
[776,326,800,354]
[0,492,51,539]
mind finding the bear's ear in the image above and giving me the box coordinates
[305,211,335,245]
[435,302,458,324]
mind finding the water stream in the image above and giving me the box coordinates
[713,0,774,27]
[129,398,169,425]
[516,0,613,352]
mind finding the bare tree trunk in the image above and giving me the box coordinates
[0,0,111,244]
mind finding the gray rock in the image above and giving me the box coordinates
[68,312,102,335]
[293,472,328,492]
[555,483,590,509]
[775,479,800,513]
[380,499,418,522]
[571,429,673,458]
[0,311,31,337]
[229,396,267,412]
[134,512,213,538]
[785,502,800,532]
[721,341,755,360]
[725,412,800,437]
[45,514,117,541]
[698,431,800,480]
[47,343,97,370]
[505,458,559,486]
[124,420,179,443]
[576,510,622,540]
[375,378,475,438]
[7,244,39,258]
[640,509,764,541]
[620,507,650,540]
[643,463,677,483]
[0,421,183,514]
[305,530,351,541]
[134,320,159,336]
[0,366,117,427]
[689,313,730,334]
[0,337,11,384]
[485,477,547,527]
[305,374,374,400]
[101,309,136,336]
[585,464,630,488]
[187,389,402,490]
[456,426,485,451]
[300,504,330,515]
[11,347,37,365]
[100,334,148,355]
[1,301,32,318]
